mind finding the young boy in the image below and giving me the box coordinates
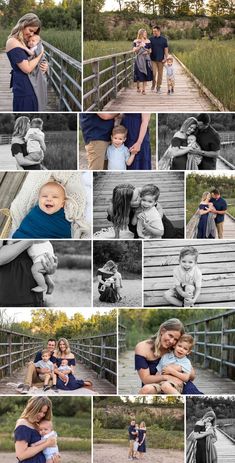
[25,118,45,164]
[105,125,136,170]
[113,264,123,301]
[164,246,202,307]
[132,184,164,238]
[34,349,57,392]
[165,55,175,95]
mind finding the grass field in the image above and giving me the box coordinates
[44,131,77,169]
[46,268,91,307]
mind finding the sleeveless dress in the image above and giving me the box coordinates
[138,429,146,453]
[194,423,207,463]
[122,114,151,170]
[135,354,203,394]
[0,247,43,307]
[170,137,188,170]
[7,48,38,111]
[133,41,152,82]
[14,425,45,463]
[56,357,85,390]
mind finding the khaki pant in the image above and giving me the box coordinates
[24,362,52,387]
[128,440,134,458]
[216,221,224,239]
[85,140,109,170]
[151,61,164,88]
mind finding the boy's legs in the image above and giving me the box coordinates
[139,384,161,394]
[184,284,195,307]
[160,381,181,395]
[164,289,183,307]
[28,150,43,162]
[31,263,47,292]
[85,140,109,170]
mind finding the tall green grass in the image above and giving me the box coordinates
[44,132,77,169]
[42,29,81,61]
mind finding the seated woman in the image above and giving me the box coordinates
[96,260,119,303]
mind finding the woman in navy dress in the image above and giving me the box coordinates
[197,192,216,239]
[14,396,59,463]
[54,338,92,391]
[11,116,44,169]
[122,113,151,170]
[6,13,48,111]
[133,29,152,95]
[135,318,203,395]
[186,410,217,463]
[138,422,147,457]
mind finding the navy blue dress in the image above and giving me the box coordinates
[122,114,151,170]
[138,429,146,453]
[197,204,211,239]
[14,425,45,463]
[7,47,38,111]
[133,41,152,82]
[135,354,203,395]
[170,136,188,170]
[56,357,85,390]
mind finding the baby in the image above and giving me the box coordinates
[132,185,164,238]
[164,246,202,307]
[12,181,71,239]
[35,420,59,463]
[25,34,46,60]
[25,118,45,164]
[113,264,123,301]
[57,358,72,386]
[165,55,175,95]
[34,349,56,392]
[105,125,136,170]
[186,134,202,170]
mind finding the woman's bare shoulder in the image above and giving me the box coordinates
[68,352,75,358]
[135,340,151,355]
[15,418,31,428]
[6,37,22,52]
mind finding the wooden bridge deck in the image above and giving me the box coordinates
[103,58,214,112]
[0,52,58,112]
[144,240,235,307]
[93,171,184,234]
[215,429,235,463]
[0,359,116,395]
[118,350,235,395]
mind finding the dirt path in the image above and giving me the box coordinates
[93,279,142,307]
[93,444,183,463]
[0,451,91,463]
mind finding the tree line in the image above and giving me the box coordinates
[0,113,77,134]
[186,173,235,202]
[93,241,142,277]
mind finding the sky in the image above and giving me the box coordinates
[186,171,235,178]
[1,307,113,323]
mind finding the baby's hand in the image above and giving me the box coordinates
[47,436,57,447]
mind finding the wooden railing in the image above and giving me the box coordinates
[0,328,43,379]
[118,323,127,352]
[186,309,235,379]
[43,41,82,111]
[69,332,117,385]
[83,50,134,111]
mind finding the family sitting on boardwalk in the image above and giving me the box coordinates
[133,25,174,96]
[17,338,92,394]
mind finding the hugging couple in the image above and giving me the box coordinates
[17,337,92,394]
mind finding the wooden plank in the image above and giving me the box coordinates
[144,275,235,291]
[0,172,26,229]
[145,243,235,255]
[144,240,235,249]
[144,262,235,277]
[144,251,235,266]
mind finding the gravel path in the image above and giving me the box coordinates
[93,279,142,307]
[93,444,183,463]
[0,451,91,463]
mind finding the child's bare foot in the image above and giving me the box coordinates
[46,279,55,295]
[31,286,47,293]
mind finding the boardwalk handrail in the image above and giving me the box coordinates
[69,332,117,385]
[185,309,235,378]
[118,323,127,352]
[83,50,134,111]
[0,328,43,379]
[43,40,82,111]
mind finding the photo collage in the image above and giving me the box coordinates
[0,1,234,463]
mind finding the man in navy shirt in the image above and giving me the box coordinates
[17,338,57,393]
[80,113,119,170]
[128,419,137,460]
[189,113,221,170]
[210,188,227,239]
[149,25,168,93]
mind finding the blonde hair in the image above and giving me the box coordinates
[8,13,41,46]
[56,338,71,357]
[41,349,51,357]
[12,116,30,138]
[201,191,210,201]
[140,421,146,429]
[137,29,146,40]
[180,117,198,135]
[19,397,52,424]
[150,318,185,357]
[177,334,194,350]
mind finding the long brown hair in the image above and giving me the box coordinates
[112,184,135,230]
[8,13,41,45]
[149,318,185,357]
[19,397,52,425]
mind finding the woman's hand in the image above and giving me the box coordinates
[129,142,141,155]
[162,365,178,375]
[40,61,48,74]
[52,454,61,463]
[41,253,58,275]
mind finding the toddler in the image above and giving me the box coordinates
[164,246,202,307]
[113,264,123,301]
[34,349,56,392]
[165,56,175,94]
[132,185,164,238]
[186,134,202,170]
[57,358,72,386]
[34,420,59,463]
[105,126,136,170]
[133,424,139,459]
[25,118,45,164]
[12,181,71,239]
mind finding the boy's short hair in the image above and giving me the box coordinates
[178,334,194,349]
[179,246,198,262]
[41,349,50,356]
[112,125,127,137]
[140,184,160,201]
[210,188,220,196]
[31,118,43,128]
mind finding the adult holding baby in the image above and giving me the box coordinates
[11,116,46,170]
[6,13,48,111]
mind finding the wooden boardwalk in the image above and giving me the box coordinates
[144,240,235,307]
[0,144,17,170]
[215,429,235,463]
[0,52,58,111]
[0,358,116,395]
[118,350,235,395]
[103,58,214,112]
[93,171,184,234]
[186,213,235,239]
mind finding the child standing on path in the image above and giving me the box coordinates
[164,246,202,307]
[165,55,175,95]
[105,126,136,170]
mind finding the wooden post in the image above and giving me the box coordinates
[220,314,229,377]
[100,336,106,379]
[204,320,209,369]
[112,56,118,99]
[92,61,100,110]
[124,53,128,87]
[88,338,92,368]
[193,322,198,365]
[7,332,12,376]
[21,335,25,368]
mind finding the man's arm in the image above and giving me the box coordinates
[189,148,220,159]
